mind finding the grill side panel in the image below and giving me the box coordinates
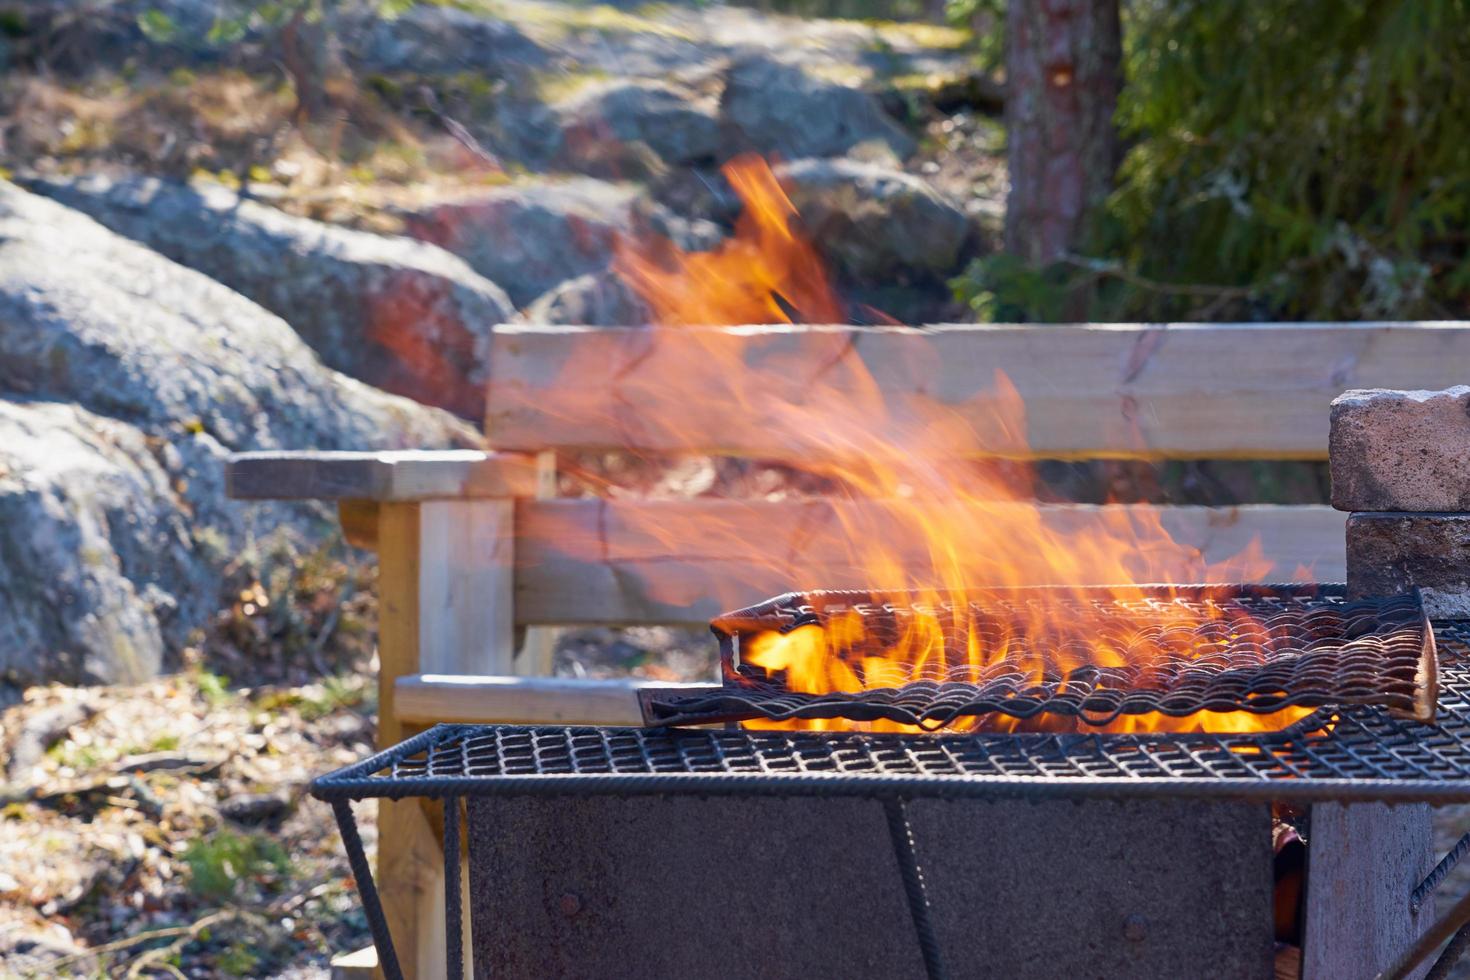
[466,795,1273,980]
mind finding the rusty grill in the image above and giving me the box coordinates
[314,620,1470,804]
[639,584,1436,730]
[313,619,1470,980]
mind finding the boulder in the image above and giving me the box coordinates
[775,158,972,282]
[719,56,916,163]
[521,272,652,326]
[335,3,548,78]
[555,80,720,174]
[400,179,719,309]
[0,401,188,688]
[0,182,478,692]
[23,174,514,421]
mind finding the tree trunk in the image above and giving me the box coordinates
[1003,0,1122,265]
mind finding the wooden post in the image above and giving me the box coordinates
[515,450,560,676]
[374,498,516,978]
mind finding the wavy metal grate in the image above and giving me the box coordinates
[641,585,1436,729]
[308,622,1470,805]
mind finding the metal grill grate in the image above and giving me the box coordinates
[307,622,1470,805]
[640,585,1436,729]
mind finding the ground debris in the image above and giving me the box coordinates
[0,670,377,978]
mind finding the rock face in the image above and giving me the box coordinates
[23,174,514,421]
[336,3,548,77]
[1330,386,1470,512]
[399,179,691,309]
[520,271,652,326]
[0,401,188,688]
[555,80,721,174]
[775,158,973,282]
[720,56,917,163]
[0,182,478,692]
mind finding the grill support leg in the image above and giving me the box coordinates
[446,795,464,980]
[884,797,948,980]
[330,798,404,980]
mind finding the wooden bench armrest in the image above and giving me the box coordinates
[395,674,714,727]
[225,450,539,501]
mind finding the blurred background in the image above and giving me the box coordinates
[0,0,1466,975]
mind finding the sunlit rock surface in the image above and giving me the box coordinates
[23,173,514,420]
[0,183,478,694]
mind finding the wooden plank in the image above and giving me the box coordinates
[396,674,714,726]
[328,945,376,980]
[418,500,516,674]
[1302,802,1432,980]
[226,450,538,500]
[485,323,1470,460]
[372,503,445,980]
[515,450,560,677]
[337,500,379,551]
[512,499,1347,625]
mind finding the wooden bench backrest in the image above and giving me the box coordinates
[486,323,1470,459]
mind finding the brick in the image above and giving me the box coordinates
[1330,386,1470,512]
[1346,512,1470,617]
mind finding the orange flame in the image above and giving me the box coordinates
[580,155,1312,735]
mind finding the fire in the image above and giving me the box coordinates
[597,155,1313,735]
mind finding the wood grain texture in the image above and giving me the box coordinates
[1302,802,1432,980]
[485,323,1470,459]
[226,450,538,500]
[395,674,713,726]
[417,500,515,675]
[512,500,1347,625]
[371,503,446,980]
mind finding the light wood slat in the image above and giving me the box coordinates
[486,323,1470,460]
[395,674,713,726]
[373,502,446,980]
[512,500,1346,626]
[226,450,539,500]
[418,500,515,675]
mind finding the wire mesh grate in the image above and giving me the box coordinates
[641,585,1437,729]
[308,622,1470,805]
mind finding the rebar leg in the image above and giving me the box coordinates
[1415,832,1470,915]
[884,797,948,980]
[446,796,464,980]
[1426,920,1470,980]
[330,798,405,980]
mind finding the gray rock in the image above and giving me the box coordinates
[335,3,548,78]
[0,401,194,688]
[719,55,916,163]
[23,174,513,421]
[775,158,972,282]
[556,80,721,173]
[1330,386,1470,512]
[218,789,294,824]
[1347,513,1470,617]
[399,179,650,308]
[0,182,477,691]
[521,271,652,326]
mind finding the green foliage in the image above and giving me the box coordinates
[956,0,1470,322]
[217,943,261,977]
[184,830,291,902]
[943,0,1003,69]
[136,9,180,43]
[1107,0,1470,320]
[193,669,233,707]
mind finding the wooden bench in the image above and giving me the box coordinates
[227,321,1470,977]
